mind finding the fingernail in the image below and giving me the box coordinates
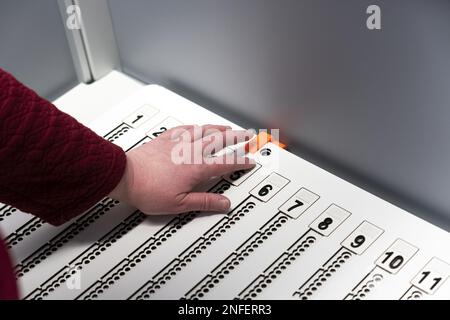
[219,199,231,211]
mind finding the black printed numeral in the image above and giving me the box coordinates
[419,271,442,291]
[318,217,333,230]
[382,251,404,270]
[258,185,273,197]
[152,127,168,137]
[350,235,366,248]
[287,200,304,212]
[229,170,246,181]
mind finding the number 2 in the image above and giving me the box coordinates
[152,127,167,137]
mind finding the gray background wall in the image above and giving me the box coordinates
[0,0,77,99]
[108,0,450,229]
[0,0,449,230]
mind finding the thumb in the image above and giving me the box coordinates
[179,193,231,212]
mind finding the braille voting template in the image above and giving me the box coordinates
[1,84,450,300]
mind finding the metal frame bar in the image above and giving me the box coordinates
[58,0,121,83]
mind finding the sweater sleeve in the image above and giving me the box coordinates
[0,68,127,226]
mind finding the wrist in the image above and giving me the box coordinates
[109,154,133,203]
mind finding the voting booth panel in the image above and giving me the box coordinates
[1,0,450,300]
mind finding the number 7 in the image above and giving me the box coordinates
[287,200,304,212]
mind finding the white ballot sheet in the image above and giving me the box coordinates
[1,85,450,300]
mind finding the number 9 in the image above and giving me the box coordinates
[351,235,366,248]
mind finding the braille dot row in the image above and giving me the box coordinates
[107,125,130,142]
[352,274,384,300]
[7,219,44,249]
[32,213,147,299]
[83,213,196,300]
[406,290,423,300]
[136,202,257,300]
[189,215,289,299]
[297,251,352,300]
[0,206,17,222]
[16,199,118,277]
[243,236,317,300]
[215,182,231,195]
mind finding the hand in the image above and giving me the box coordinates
[109,124,255,214]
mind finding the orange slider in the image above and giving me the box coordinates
[245,132,287,154]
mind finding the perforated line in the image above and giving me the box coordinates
[15,198,118,277]
[81,180,230,300]
[135,201,256,300]
[406,289,424,300]
[188,215,289,299]
[1,125,129,237]
[3,127,135,257]
[134,201,257,300]
[107,127,130,142]
[294,250,353,300]
[211,182,231,194]
[105,124,131,142]
[0,205,17,222]
[351,273,384,300]
[28,212,145,300]
[81,213,197,300]
[242,236,317,300]
[5,218,44,248]
[31,266,77,300]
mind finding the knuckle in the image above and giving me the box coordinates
[201,196,211,211]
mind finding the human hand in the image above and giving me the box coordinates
[109,124,255,214]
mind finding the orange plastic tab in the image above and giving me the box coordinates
[245,132,287,153]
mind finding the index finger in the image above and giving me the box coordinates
[199,154,256,178]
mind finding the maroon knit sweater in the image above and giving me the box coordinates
[0,68,127,299]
